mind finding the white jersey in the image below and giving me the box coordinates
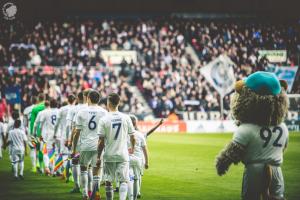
[35,108,59,147]
[99,111,134,162]
[66,103,88,127]
[233,123,289,165]
[57,104,74,139]
[75,105,107,151]
[8,128,28,153]
[129,130,146,159]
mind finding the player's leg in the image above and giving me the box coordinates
[117,162,130,200]
[11,152,19,179]
[29,147,37,172]
[241,163,264,200]
[79,151,89,199]
[71,156,81,193]
[104,162,115,200]
[90,151,101,200]
[43,149,50,175]
[88,165,93,196]
[19,153,25,179]
[127,166,135,200]
[269,166,285,200]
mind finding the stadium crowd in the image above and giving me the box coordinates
[0,18,299,118]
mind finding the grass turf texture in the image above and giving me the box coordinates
[0,133,299,200]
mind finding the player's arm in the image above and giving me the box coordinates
[215,126,248,176]
[146,118,164,137]
[72,129,81,154]
[72,112,82,153]
[142,145,149,169]
[23,133,28,156]
[130,135,136,151]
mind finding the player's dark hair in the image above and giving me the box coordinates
[62,101,68,107]
[14,119,21,128]
[108,93,120,107]
[88,90,100,104]
[77,92,84,103]
[68,94,76,104]
[44,100,50,107]
[31,96,38,104]
[99,97,107,105]
[50,99,57,108]
[38,93,45,102]
[83,89,92,97]
[12,110,20,120]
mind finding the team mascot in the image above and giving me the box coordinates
[215,71,289,200]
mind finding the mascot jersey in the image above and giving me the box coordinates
[233,123,288,166]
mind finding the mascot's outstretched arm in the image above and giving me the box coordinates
[215,141,245,176]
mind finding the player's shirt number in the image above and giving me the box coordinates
[51,115,57,125]
[88,115,97,130]
[260,127,283,148]
[112,123,121,140]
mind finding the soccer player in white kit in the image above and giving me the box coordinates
[6,119,27,180]
[98,93,136,200]
[67,90,90,193]
[54,94,76,173]
[23,96,38,172]
[33,99,59,175]
[127,115,149,200]
[72,90,107,199]
[0,118,5,159]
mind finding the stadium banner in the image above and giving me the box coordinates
[137,121,187,133]
[4,86,21,104]
[258,50,287,63]
[100,50,137,65]
[200,54,236,97]
[186,120,237,133]
[271,66,298,92]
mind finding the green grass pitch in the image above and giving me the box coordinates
[0,133,299,200]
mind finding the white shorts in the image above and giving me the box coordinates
[242,163,284,200]
[11,151,25,163]
[129,155,143,178]
[79,151,98,167]
[104,162,129,183]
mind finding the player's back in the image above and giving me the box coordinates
[100,111,134,162]
[132,130,146,159]
[76,105,107,151]
[8,128,27,152]
[67,104,87,125]
[40,108,59,134]
[234,123,289,166]
[59,105,73,128]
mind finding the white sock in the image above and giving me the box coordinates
[119,182,128,200]
[72,164,80,188]
[105,185,114,200]
[134,179,139,199]
[19,161,24,176]
[88,167,93,192]
[138,176,142,195]
[30,149,36,169]
[13,162,18,177]
[128,180,134,200]
[81,171,88,197]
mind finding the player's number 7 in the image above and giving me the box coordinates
[112,123,121,140]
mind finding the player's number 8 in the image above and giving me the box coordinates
[88,115,97,130]
[260,127,283,148]
[51,115,57,125]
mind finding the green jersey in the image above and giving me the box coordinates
[30,102,45,136]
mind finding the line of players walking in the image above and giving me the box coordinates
[1,89,164,200]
